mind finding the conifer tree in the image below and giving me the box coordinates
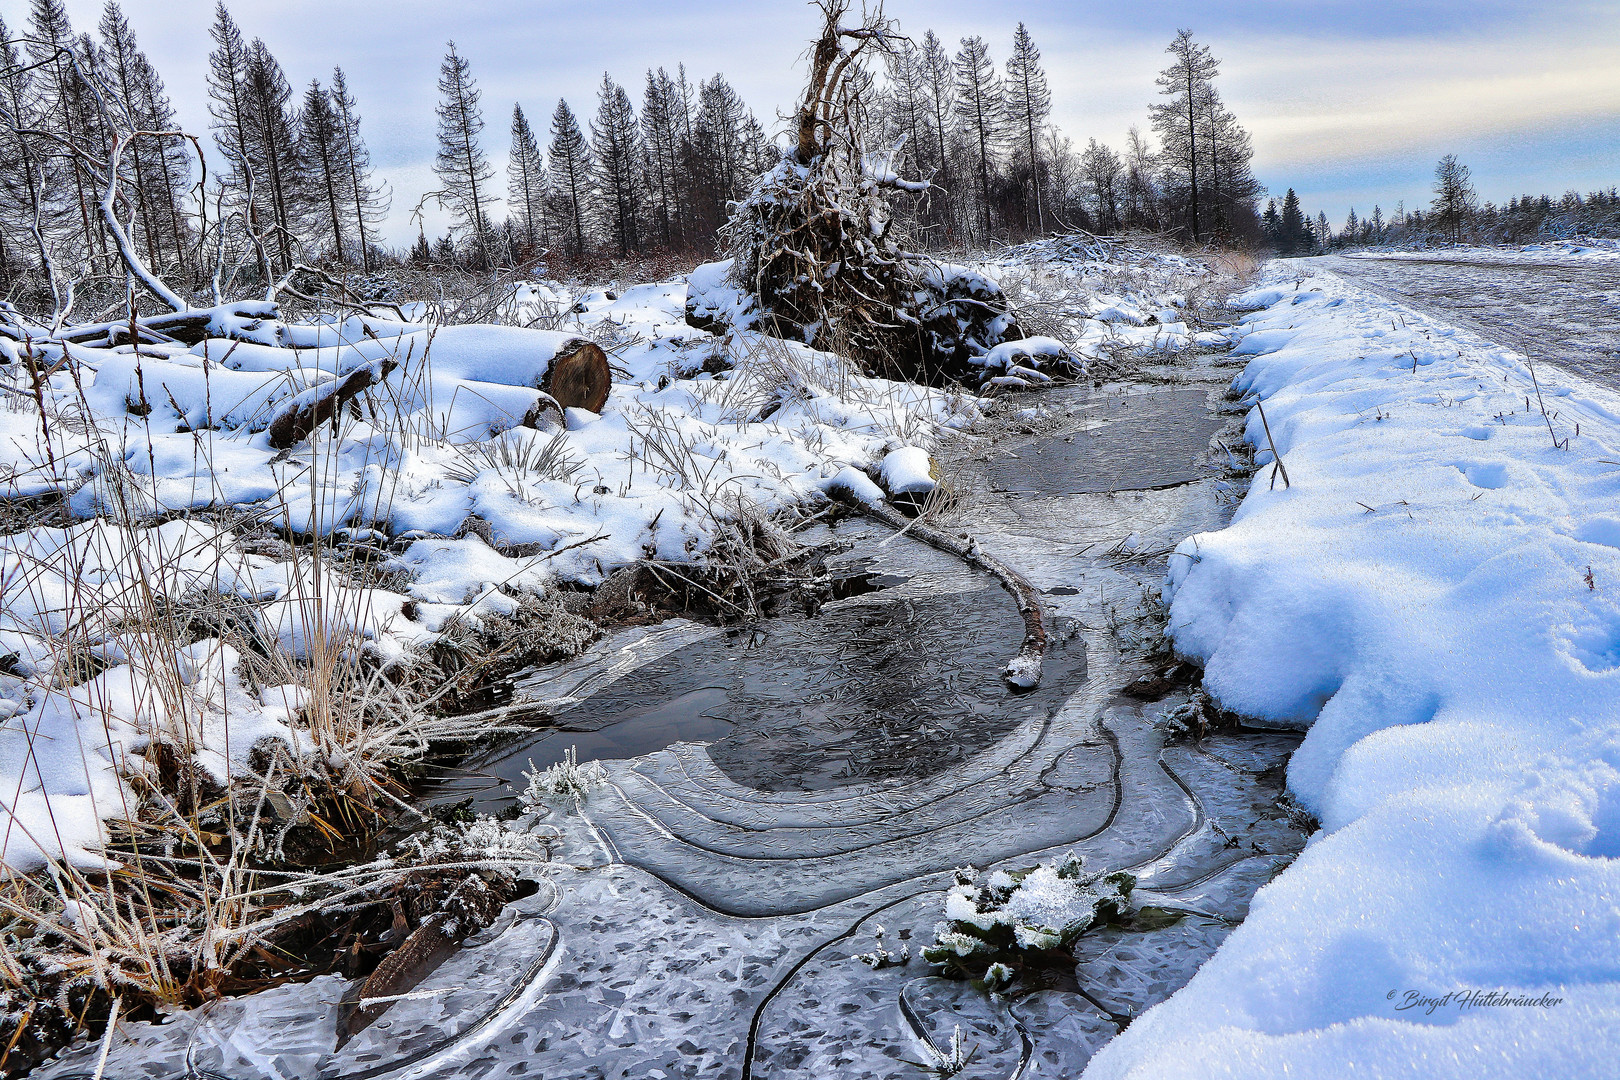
[641,67,686,248]
[953,35,1004,242]
[1149,28,1220,242]
[507,103,545,249]
[1277,187,1308,254]
[98,2,189,273]
[330,66,386,271]
[28,0,102,264]
[1123,125,1159,229]
[882,39,928,181]
[242,38,300,272]
[692,74,749,238]
[590,72,644,256]
[434,41,494,267]
[1080,139,1123,233]
[545,97,594,259]
[1004,23,1050,233]
[298,79,347,261]
[917,30,955,194]
[1431,154,1476,243]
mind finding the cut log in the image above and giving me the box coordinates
[265,356,397,449]
[539,339,611,413]
[521,391,565,432]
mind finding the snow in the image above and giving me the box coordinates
[1086,260,1620,1079]
[1348,238,1620,264]
[0,275,976,871]
[878,446,937,496]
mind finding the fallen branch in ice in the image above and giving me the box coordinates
[827,484,1047,689]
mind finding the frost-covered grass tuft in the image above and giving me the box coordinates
[852,923,910,970]
[520,746,609,813]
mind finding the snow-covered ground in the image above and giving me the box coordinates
[0,284,971,872]
[1087,261,1620,1078]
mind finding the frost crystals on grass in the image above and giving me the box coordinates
[520,746,608,813]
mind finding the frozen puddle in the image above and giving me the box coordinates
[43,380,1309,1079]
[987,387,1229,496]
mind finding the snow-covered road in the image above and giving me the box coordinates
[1314,253,1620,388]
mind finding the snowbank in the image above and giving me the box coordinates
[1087,263,1620,1078]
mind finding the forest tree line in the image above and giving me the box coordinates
[0,0,1264,305]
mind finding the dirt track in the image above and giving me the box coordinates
[1310,253,1620,387]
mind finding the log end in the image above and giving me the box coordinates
[541,339,612,414]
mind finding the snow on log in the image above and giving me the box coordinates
[266,356,397,449]
[521,391,566,432]
[878,445,939,514]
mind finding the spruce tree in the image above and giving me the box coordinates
[242,38,300,273]
[1278,188,1307,255]
[1431,154,1476,243]
[206,1,261,274]
[298,79,347,261]
[434,41,494,268]
[1004,23,1050,233]
[641,68,686,248]
[0,14,48,277]
[1080,139,1123,233]
[590,73,644,256]
[28,0,102,265]
[330,66,386,271]
[545,97,594,259]
[507,103,545,249]
[1149,29,1220,242]
[1123,126,1159,229]
[953,35,1004,242]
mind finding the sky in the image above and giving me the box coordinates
[22,0,1620,245]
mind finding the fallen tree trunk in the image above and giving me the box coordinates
[826,482,1047,689]
[0,301,285,348]
[266,355,397,449]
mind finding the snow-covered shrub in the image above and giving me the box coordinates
[520,746,609,813]
[922,853,1135,989]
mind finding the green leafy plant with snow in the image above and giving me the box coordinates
[923,853,1135,990]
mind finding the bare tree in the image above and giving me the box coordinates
[433,40,494,268]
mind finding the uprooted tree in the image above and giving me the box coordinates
[715,0,1041,386]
